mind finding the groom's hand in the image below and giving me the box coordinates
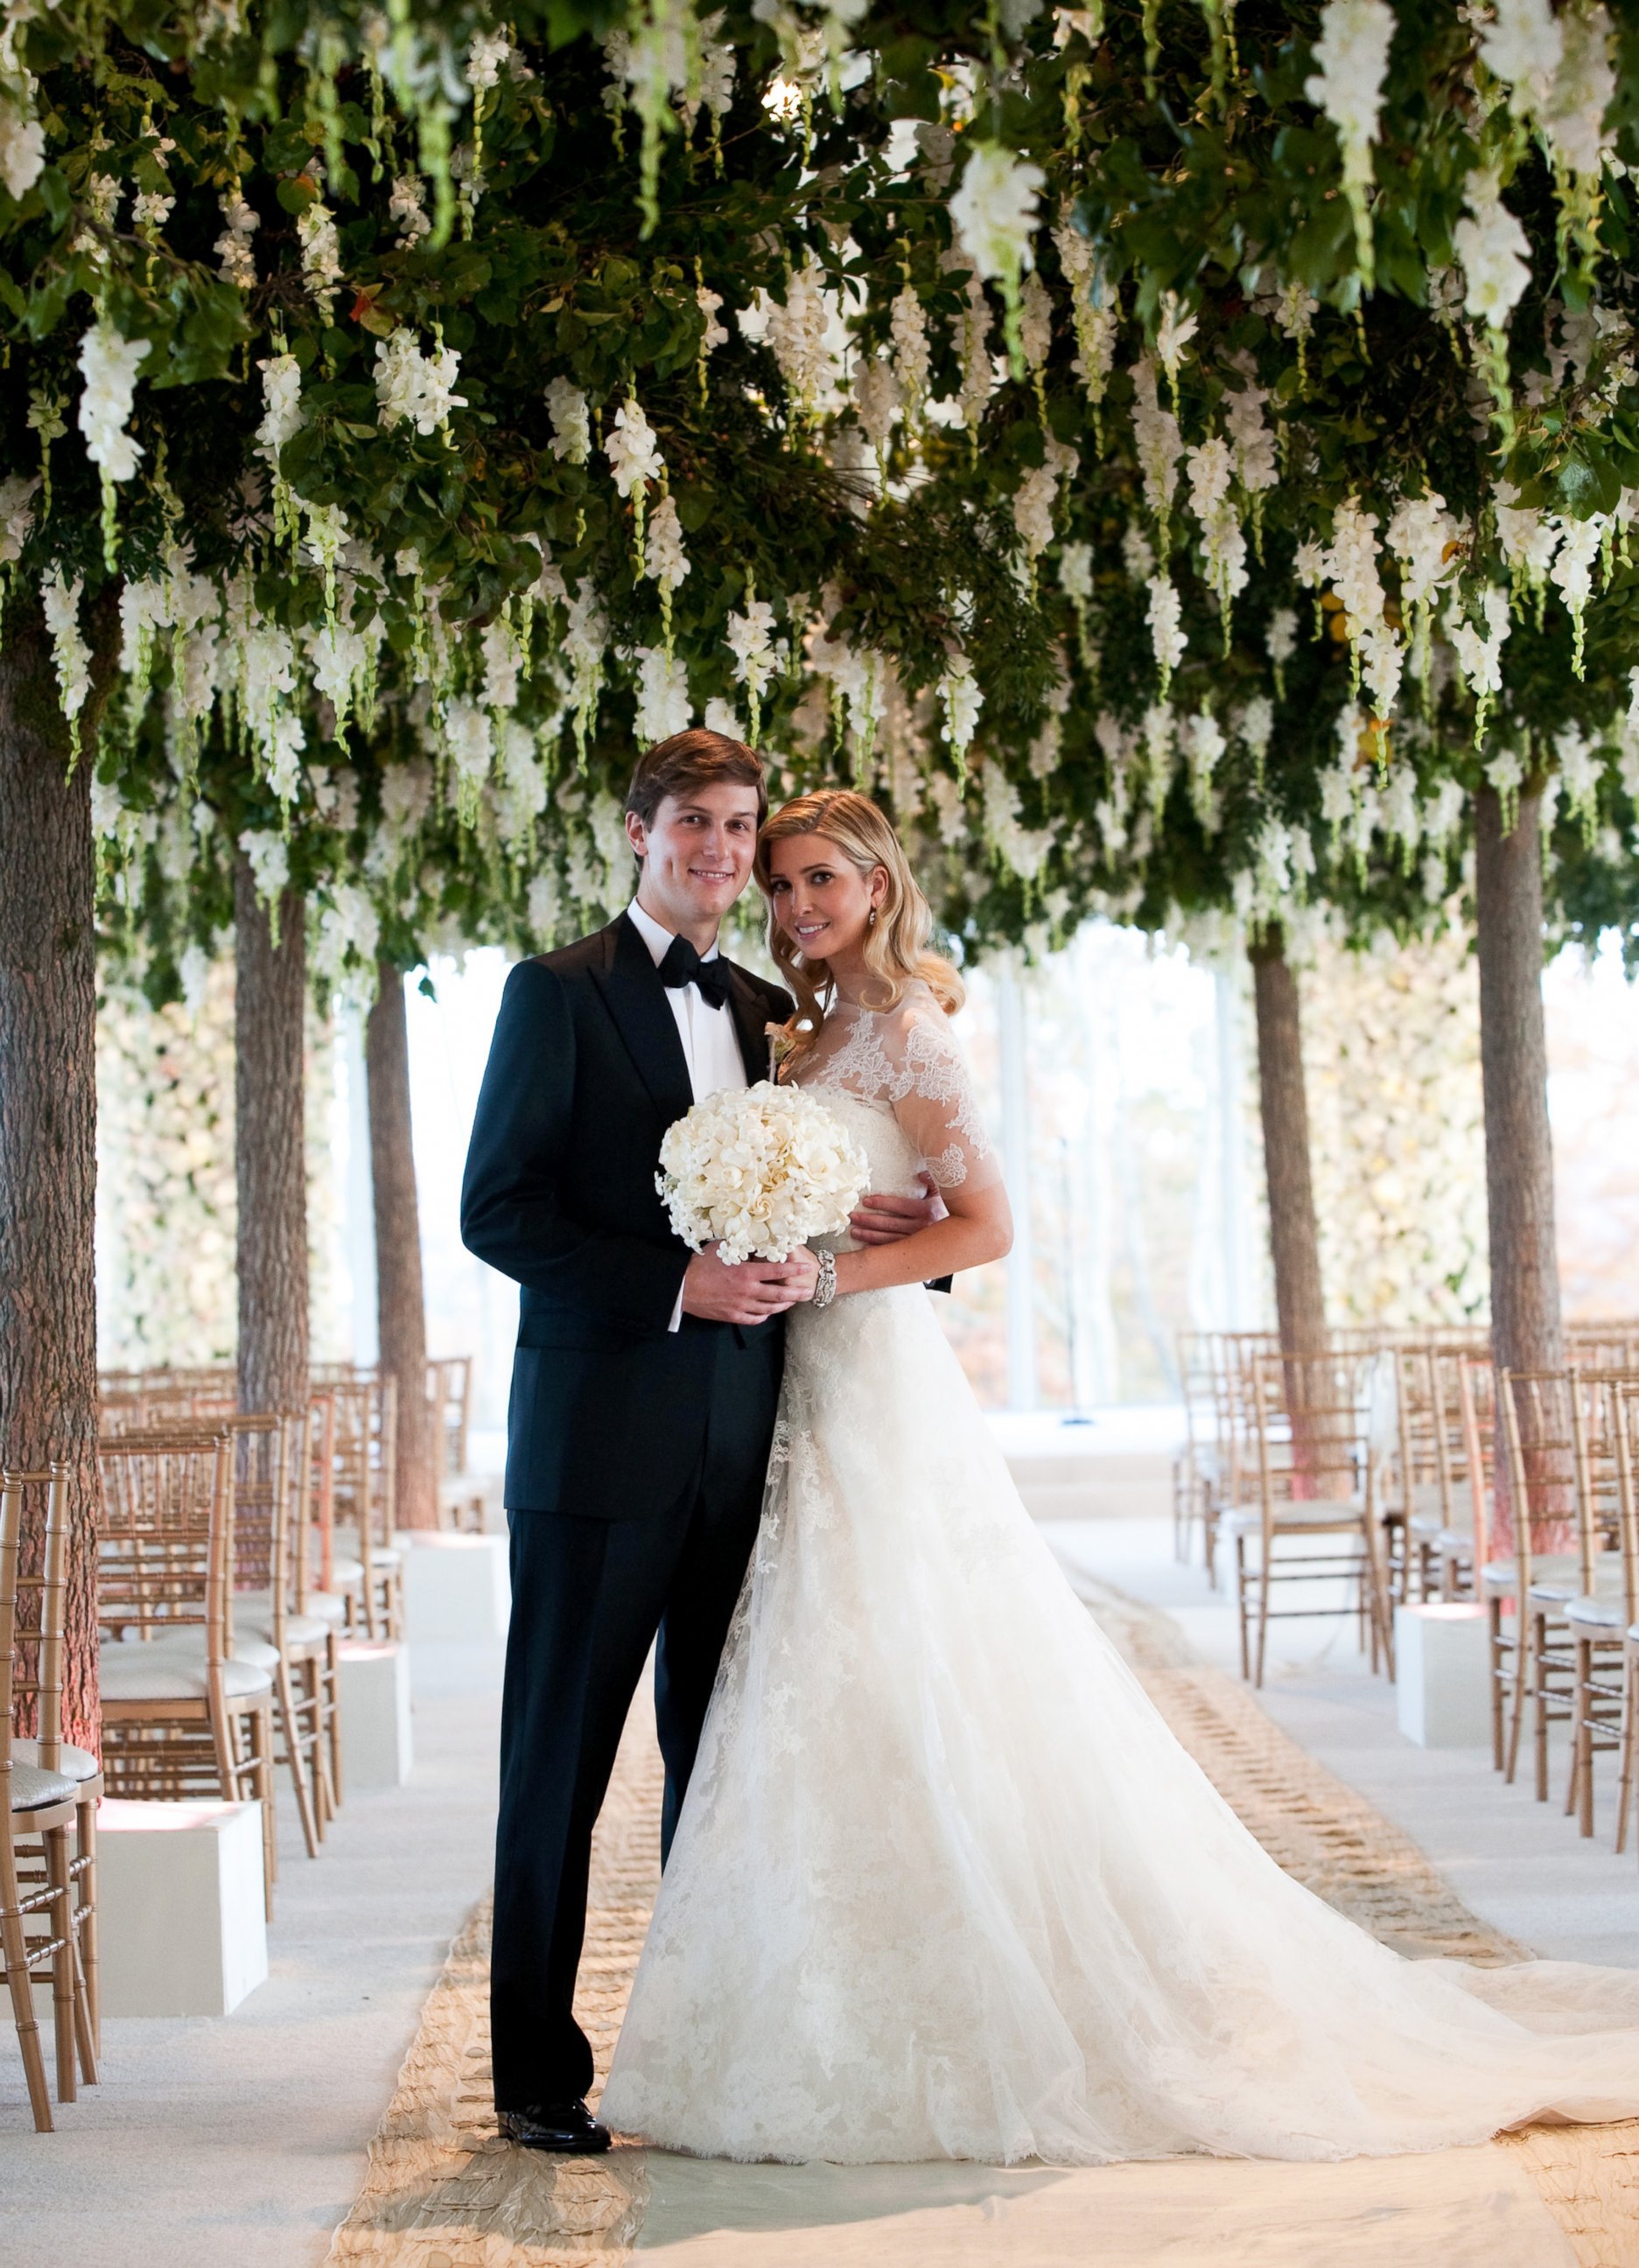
[850,1172,944,1246]
[681,1246,815,1325]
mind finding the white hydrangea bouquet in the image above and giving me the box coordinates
[656,1081,868,1265]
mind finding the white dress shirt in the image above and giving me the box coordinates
[627,900,749,1328]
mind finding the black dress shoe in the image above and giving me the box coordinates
[496,2099,613,2153]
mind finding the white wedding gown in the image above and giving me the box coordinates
[600,982,1639,2166]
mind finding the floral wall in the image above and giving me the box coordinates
[96,962,344,1372]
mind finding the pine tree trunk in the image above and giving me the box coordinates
[1474,782,1564,1377]
[367,962,435,1531]
[235,859,309,1415]
[1249,929,1329,1359]
[0,600,112,1752]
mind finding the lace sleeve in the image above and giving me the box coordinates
[882,998,1003,1194]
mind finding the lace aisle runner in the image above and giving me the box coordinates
[326,1588,1639,2268]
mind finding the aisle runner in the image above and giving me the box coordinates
[327,1586,1638,2268]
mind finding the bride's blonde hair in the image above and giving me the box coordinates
[754,789,963,1051]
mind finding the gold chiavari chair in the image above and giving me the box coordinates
[1,1466,95,2128]
[1561,1373,1639,1840]
[1224,1348,1391,1688]
[329,1374,404,1641]
[95,1432,278,1918]
[1173,1332,1218,1574]
[1489,1370,1587,1794]
[1432,1350,1493,1602]
[1206,1331,1281,1588]
[144,1416,332,1861]
[1393,1341,1488,1602]
[430,1355,488,1534]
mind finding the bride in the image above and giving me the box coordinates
[599,788,1639,2166]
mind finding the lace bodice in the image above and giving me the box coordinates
[794,981,1000,1195]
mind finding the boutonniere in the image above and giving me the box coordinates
[765,1017,800,1082]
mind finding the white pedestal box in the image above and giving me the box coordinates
[1395,1603,1491,1748]
[96,1798,268,2017]
[338,1638,414,1789]
[401,1531,510,1642]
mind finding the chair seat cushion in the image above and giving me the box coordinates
[1221,1498,1364,1536]
[1437,1529,1474,1557]
[1529,1556,1625,1608]
[302,1591,349,1628]
[329,1556,365,1587]
[1407,1508,1456,1540]
[10,1738,99,1785]
[1483,1554,1578,1593]
[10,1761,75,1812]
[144,1628,280,1675]
[1566,1594,1627,1630]
[368,1545,402,1570]
[98,1643,272,1703]
[229,1593,333,1648]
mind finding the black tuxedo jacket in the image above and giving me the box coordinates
[460,914,795,1521]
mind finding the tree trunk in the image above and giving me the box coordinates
[0,601,110,1753]
[366,962,435,1531]
[1249,929,1328,1358]
[1474,782,1564,1377]
[235,859,308,1415]
[1474,782,1565,1552]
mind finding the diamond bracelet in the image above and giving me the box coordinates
[811,1249,837,1309]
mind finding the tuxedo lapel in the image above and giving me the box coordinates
[591,915,695,1126]
[725,963,774,1086]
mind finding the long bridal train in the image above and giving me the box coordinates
[600,991,1639,2167]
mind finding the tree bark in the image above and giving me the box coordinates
[366,962,435,1531]
[235,859,309,1415]
[0,600,111,1753]
[1249,929,1328,1358]
[1474,782,1565,1551]
[1474,782,1564,1378]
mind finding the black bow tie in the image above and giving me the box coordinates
[658,934,732,1011]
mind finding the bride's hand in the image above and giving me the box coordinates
[681,1244,819,1324]
[849,1172,944,1246]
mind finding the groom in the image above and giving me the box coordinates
[460,729,935,2152]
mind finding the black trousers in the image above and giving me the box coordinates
[489,1321,782,2111]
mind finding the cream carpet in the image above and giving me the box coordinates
[326,1586,1639,2268]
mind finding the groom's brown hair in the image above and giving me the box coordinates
[626,729,767,832]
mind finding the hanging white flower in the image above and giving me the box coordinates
[949,142,1045,286]
[1304,0,1396,279]
[1480,0,1563,116]
[725,598,788,699]
[1145,572,1187,682]
[375,329,466,436]
[1155,291,1199,391]
[467,29,514,90]
[256,351,304,462]
[704,696,744,738]
[955,275,997,434]
[1184,708,1226,832]
[937,654,984,762]
[545,375,592,465]
[1385,491,1460,613]
[445,696,494,794]
[606,396,664,495]
[1266,607,1299,668]
[1131,358,1182,536]
[632,646,693,743]
[1185,434,1248,609]
[1494,479,1560,589]
[1444,584,1512,716]
[238,827,291,904]
[1222,353,1279,496]
[764,258,846,420]
[77,321,151,483]
[1549,511,1606,669]
[1053,215,1119,412]
[852,352,901,453]
[1239,694,1275,766]
[389,174,431,249]
[1453,169,1532,328]
[697,282,728,354]
[646,493,690,592]
[0,22,46,202]
[1012,442,1077,565]
[214,191,259,287]
[1019,272,1054,374]
[297,197,344,319]
[888,282,932,410]
[42,569,91,726]
[1543,4,1616,186]
[1122,522,1156,583]
[0,472,38,565]
[1057,540,1093,601]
